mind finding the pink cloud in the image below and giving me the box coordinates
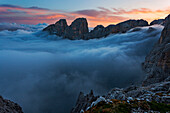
[0,5,169,27]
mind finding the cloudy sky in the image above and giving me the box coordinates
[0,0,169,27]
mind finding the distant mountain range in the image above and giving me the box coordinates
[43,17,165,40]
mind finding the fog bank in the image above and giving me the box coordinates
[0,24,163,113]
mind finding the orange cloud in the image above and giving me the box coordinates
[112,7,170,15]
[0,4,169,27]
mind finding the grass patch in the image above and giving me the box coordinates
[149,101,170,113]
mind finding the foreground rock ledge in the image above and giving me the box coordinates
[0,95,23,113]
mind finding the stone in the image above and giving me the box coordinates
[64,18,89,40]
[71,90,97,113]
[106,88,126,100]
[112,19,148,33]
[43,18,149,40]
[0,95,23,113]
[43,19,68,36]
[84,25,105,39]
[142,14,170,86]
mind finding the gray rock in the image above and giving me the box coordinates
[0,95,23,113]
[142,14,170,86]
[71,90,97,113]
[106,88,126,100]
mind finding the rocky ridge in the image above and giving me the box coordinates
[71,14,170,113]
[150,19,165,26]
[0,95,23,113]
[43,18,148,40]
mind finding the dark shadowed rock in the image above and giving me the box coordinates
[84,25,105,39]
[84,19,148,39]
[129,27,142,33]
[43,18,149,40]
[150,19,165,26]
[0,95,23,113]
[104,25,116,36]
[112,19,148,33]
[43,19,68,36]
[142,14,170,86]
[64,18,89,40]
[71,90,98,113]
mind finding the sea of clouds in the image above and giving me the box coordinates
[0,23,163,113]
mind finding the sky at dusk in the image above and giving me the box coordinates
[0,0,170,27]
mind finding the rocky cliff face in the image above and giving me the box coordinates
[43,18,149,40]
[64,18,89,40]
[0,95,23,113]
[142,14,170,86]
[43,19,68,36]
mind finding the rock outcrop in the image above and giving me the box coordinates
[84,19,148,40]
[64,18,89,40]
[84,25,106,39]
[0,95,23,113]
[71,90,98,113]
[43,19,68,36]
[112,19,148,33]
[142,14,170,86]
[85,82,170,113]
[150,19,165,26]
[43,18,148,40]
[72,81,170,113]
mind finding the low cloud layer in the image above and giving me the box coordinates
[0,24,163,113]
[0,4,169,27]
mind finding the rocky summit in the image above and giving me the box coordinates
[43,19,68,36]
[0,95,23,113]
[43,18,148,40]
[63,18,89,40]
[71,15,170,113]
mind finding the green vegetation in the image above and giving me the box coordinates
[149,101,170,113]
[85,100,170,113]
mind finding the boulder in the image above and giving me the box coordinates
[64,18,89,40]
